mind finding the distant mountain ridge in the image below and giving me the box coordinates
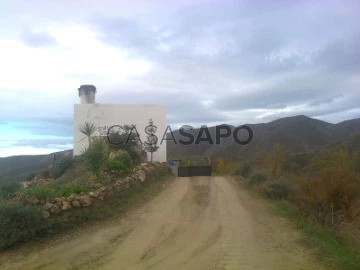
[0,115,359,182]
[167,115,360,161]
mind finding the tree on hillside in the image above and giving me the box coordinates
[216,158,227,174]
[215,158,234,175]
[107,124,142,151]
[79,122,97,146]
[264,143,289,178]
[312,147,359,173]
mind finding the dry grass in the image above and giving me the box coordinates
[296,168,360,226]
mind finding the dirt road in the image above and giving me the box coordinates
[0,177,327,270]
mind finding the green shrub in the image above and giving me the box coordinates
[51,157,73,178]
[265,179,293,199]
[107,160,127,172]
[18,185,59,201]
[25,172,37,181]
[248,172,268,185]
[236,162,252,178]
[215,158,237,175]
[0,200,52,249]
[263,143,289,178]
[58,185,88,197]
[0,182,21,199]
[107,153,132,172]
[127,148,141,164]
[39,169,50,178]
[312,147,359,173]
[106,125,141,151]
[82,138,108,180]
[117,153,131,167]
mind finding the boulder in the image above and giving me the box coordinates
[94,183,103,189]
[79,195,91,206]
[61,201,72,210]
[98,187,106,192]
[114,180,121,187]
[50,205,61,215]
[124,177,131,183]
[43,202,53,211]
[109,149,127,160]
[53,197,62,206]
[133,145,147,162]
[136,170,146,182]
[90,182,103,189]
[71,200,81,208]
[20,181,31,189]
[68,193,77,201]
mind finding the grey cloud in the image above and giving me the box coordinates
[92,16,160,57]
[80,0,360,125]
[1,0,359,157]
[103,88,227,125]
[308,96,343,107]
[315,109,360,124]
[93,0,359,77]
[246,92,360,123]
[214,71,352,111]
[313,36,360,72]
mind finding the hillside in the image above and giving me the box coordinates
[0,150,72,182]
[1,115,359,182]
[167,115,360,161]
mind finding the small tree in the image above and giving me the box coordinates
[215,158,234,175]
[79,122,97,146]
[107,124,142,151]
[216,158,227,174]
[312,147,359,173]
[81,137,108,180]
[143,119,159,162]
[143,141,159,163]
[236,162,252,178]
[264,143,288,178]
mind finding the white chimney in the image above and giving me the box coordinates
[78,85,96,104]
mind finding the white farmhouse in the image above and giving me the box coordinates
[73,85,167,162]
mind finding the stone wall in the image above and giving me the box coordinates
[17,162,168,218]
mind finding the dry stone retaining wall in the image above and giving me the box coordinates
[17,162,168,218]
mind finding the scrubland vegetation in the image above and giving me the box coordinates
[0,125,169,250]
[213,143,360,269]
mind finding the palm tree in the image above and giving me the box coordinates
[79,122,97,146]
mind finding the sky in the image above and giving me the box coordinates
[0,0,359,157]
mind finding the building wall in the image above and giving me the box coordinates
[73,104,167,162]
